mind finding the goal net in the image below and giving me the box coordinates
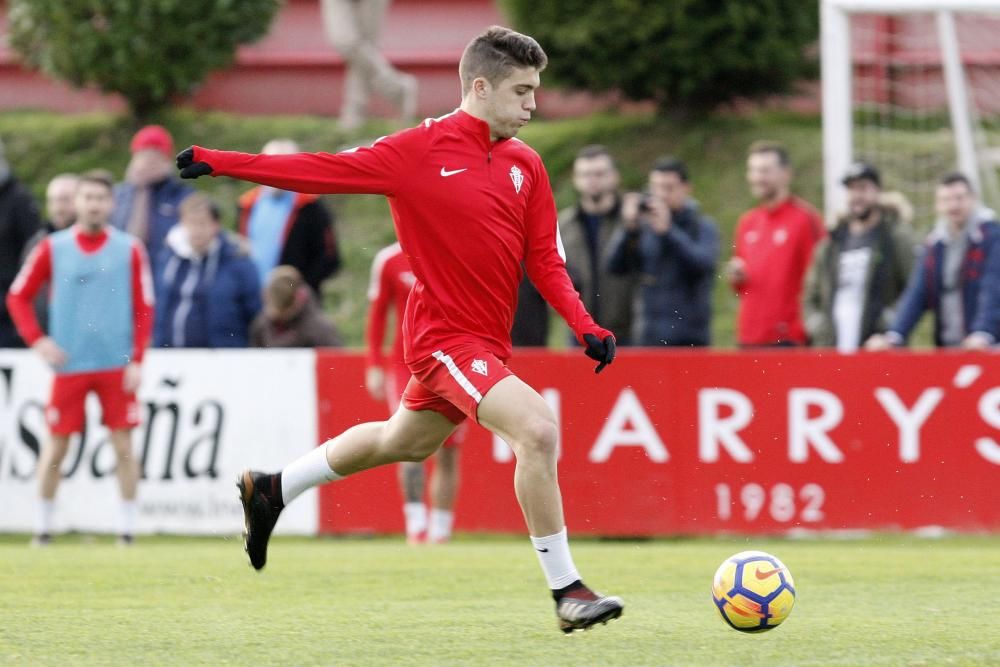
[822,0,1000,223]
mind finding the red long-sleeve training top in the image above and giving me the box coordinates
[194,109,609,363]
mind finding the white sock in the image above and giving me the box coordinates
[530,527,581,590]
[120,500,137,536]
[281,442,342,505]
[427,509,454,542]
[37,499,55,536]
[404,502,428,538]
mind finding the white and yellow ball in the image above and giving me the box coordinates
[712,550,795,632]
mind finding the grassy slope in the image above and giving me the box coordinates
[0,109,934,347]
[1,534,998,665]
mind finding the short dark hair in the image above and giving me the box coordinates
[651,156,689,183]
[748,140,790,168]
[459,26,547,94]
[76,169,114,193]
[575,144,616,168]
[939,171,975,193]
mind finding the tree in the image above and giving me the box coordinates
[503,0,819,114]
[8,0,281,119]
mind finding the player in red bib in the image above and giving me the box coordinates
[365,242,466,544]
[178,26,621,632]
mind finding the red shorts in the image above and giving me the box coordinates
[387,361,468,446]
[402,344,512,425]
[47,369,139,436]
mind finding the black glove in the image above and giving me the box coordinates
[176,147,213,179]
[583,334,616,374]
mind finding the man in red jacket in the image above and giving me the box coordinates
[726,141,824,346]
[177,26,621,633]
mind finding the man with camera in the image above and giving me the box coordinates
[606,157,720,346]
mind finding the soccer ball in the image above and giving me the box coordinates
[712,550,795,632]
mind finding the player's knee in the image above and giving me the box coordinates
[512,416,559,460]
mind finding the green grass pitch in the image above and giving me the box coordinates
[2,534,998,665]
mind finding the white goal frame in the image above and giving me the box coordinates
[821,0,1000,220]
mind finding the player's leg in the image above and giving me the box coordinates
[398,461,427,543]
[34,434,71,545]
[35,373,87,545]
[109,429,139,543]
[389,365,427,544]
[477,375,624,632]
[95,368,142,543]
[426,428,463,544]
[239,405,457,569]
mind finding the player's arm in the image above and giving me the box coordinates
[364,253,393,399]
[523,164,615,373]
[176,130,423,196]
[130,242,155,364]
[6,239,51,345]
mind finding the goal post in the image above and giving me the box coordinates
[821,0,1000,222]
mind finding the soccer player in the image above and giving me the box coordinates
[366,242,466,544]
[177,26,622,633]
[7,170,154,545]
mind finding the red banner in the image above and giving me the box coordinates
[316,350,1000,535]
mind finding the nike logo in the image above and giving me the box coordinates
[440,167,468,177]
[755,566,783,580]
[536,547,549,553]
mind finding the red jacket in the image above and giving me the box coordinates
[732,197,824,345]
[194,109,609,363]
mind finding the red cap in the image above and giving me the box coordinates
[130,125,174,157]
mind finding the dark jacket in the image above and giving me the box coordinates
[606,201,719,346]
[110,176,193,275]
[890,209,1000,346]
[804,193,916,348]
[249,296,342,348]
[0,176,41,347]
[558,199,637,344]
[238,188,341,295]
[154,228,261,348]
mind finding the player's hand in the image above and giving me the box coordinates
[123,362,142,393]
[365,366,386,401]
[583,333,616,374]
[32,336,66,369]
[176,147,213,179]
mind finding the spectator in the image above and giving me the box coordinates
[320,0,417,130]
[237,139,342,296]
[559,145,636,344]
[6,169,153,545]
[21,174,79,334]
[0,137,42,347]
[607,157,720,346]
[154,193,261,348]
[866,172,1000,350]
[110,125,193,275]
[250,265,342,348]
[804,162,916,352]
[511,275,549,346]
[727,141,824,346]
